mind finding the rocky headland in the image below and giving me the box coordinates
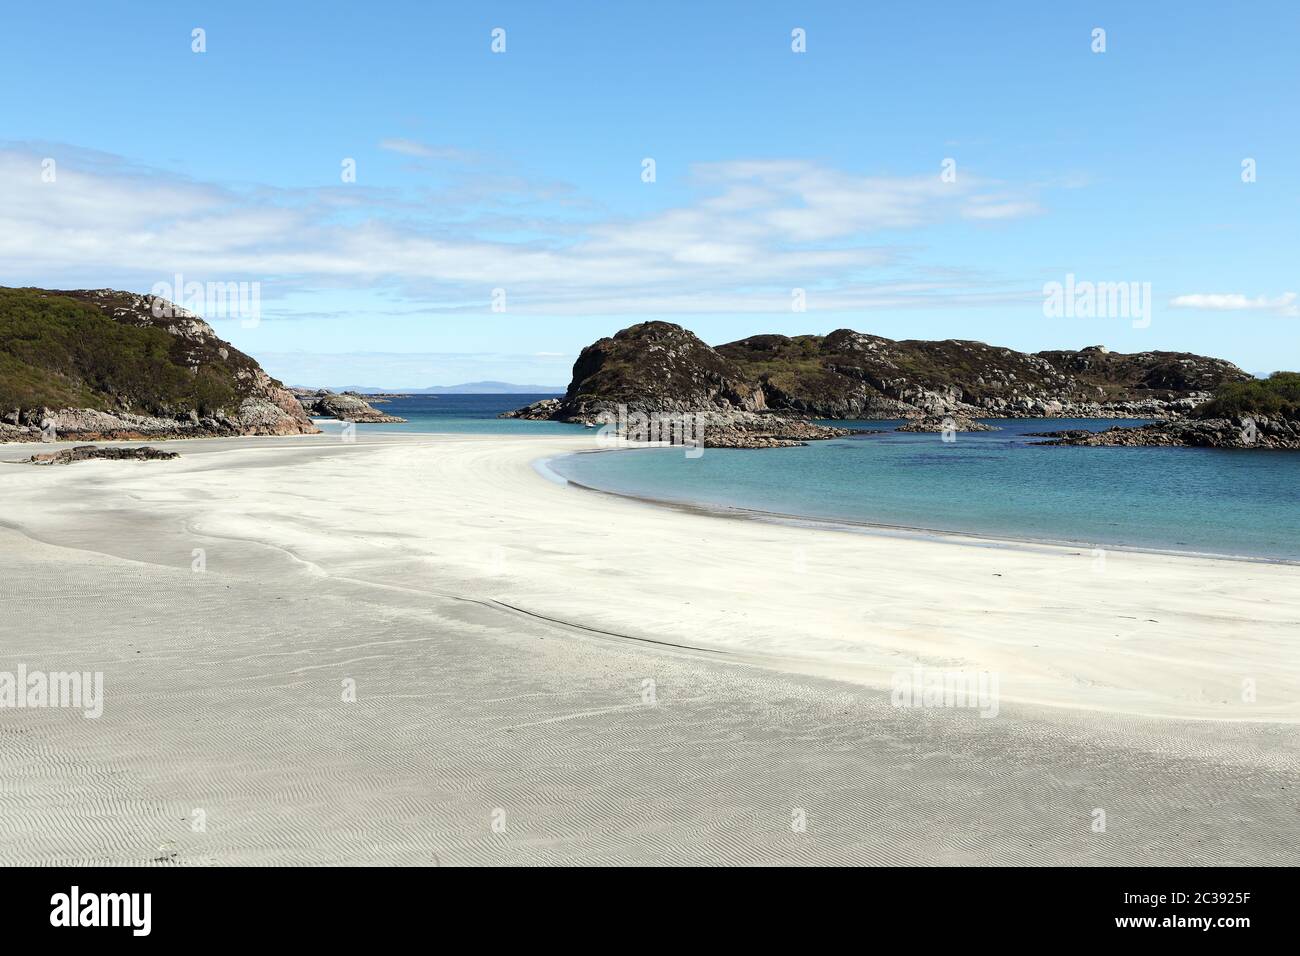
[1027,372,1300,449]
[500,322,856,447]
[503,320,1252,448]
[0,288,318,442]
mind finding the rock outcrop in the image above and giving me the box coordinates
[716,334,1249,420]
[0,288,319,442]
[1027,372,1300,449]
[22,445,180,465]
[504,322,1251,442]
[502,397,563,421]
[895,415,1000,433]
[564,321,768,417]
[1029,417,1300,449]
[503,321,1254,451]
[501,321,851,446]
[629,409,858,449]
[294,389,407,423]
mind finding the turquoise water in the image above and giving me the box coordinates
[342,399,1299,560]
[548,418,1300,562]
[331,393,583,435]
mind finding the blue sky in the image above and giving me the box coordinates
[2,1,1296,385]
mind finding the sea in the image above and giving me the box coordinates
[343,395,1300,562]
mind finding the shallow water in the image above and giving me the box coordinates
[346,393,581,435]
[351,398,1300,561]
[549,418,1300,562]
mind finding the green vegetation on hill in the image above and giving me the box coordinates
[0,288,243,416]
[717,330,1252,416]
[566,320,759,408]
[535,320,1257,422]
[1195,371,1300,420]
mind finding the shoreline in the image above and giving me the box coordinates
[537,445,1300,568]
[7,425,1297,567]
[2,430,1298,864]
[4,429,1298,723]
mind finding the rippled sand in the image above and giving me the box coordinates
[1,433,1296,865]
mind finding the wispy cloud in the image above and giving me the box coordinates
[1,143,1044,316]
[1170,292,1298,317]
[378,138,478,163]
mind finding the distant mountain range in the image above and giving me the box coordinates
[299,381,565,395]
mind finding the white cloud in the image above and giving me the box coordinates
[378,138,477,163]
[1170,292,1298,317]
[962,197,1045,220]
[0,144,1043,316]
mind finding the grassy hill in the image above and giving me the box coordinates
[1,288,252,415]
[0,287,314,439]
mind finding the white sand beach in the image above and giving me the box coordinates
[1,432,1297,865]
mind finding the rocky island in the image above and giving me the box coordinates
[504,320,1253,447]
[502,321,858,447]
[0,288,318,442]
[292,389,407,423]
